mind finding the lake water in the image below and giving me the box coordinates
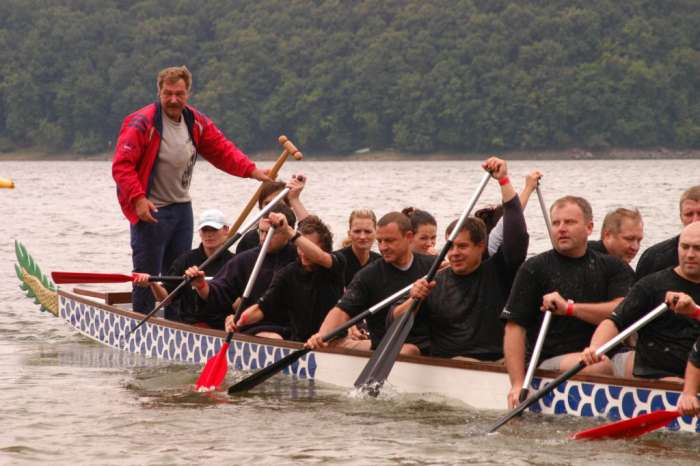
[1,159,699,465]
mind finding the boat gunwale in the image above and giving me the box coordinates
[60,288,686,393]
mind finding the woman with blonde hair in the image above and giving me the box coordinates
[335,209,381,287]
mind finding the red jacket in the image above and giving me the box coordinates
[112,102,256,224]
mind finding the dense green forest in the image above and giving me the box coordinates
[0,0,698,155]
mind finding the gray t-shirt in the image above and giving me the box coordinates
[150,114,196,207]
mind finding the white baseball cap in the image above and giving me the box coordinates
[197,209,227,230]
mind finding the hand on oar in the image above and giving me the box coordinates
[571,410,681,440]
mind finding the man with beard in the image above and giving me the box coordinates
[113,65,271,313]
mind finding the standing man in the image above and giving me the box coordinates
[501,196,634,408]
[636,186,700,280]
[588,208,644,265]
[112,65,270,313]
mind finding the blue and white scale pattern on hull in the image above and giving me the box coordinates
[528,377,700,433]
[59,295,317,380]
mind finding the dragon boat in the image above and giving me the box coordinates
[14,241,700,435]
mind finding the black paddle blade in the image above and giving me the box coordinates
[354,310,415,396]
[227,348,311,395]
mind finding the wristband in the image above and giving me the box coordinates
[693,306,700,319]
[566,299,575,317]
[498,177,510,186]
[290,231,302,244]
[194,280,206,290]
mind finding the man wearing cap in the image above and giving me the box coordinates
[134,208,233,326]
[112,65,271,313]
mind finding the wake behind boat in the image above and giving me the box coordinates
[14,241,700,435]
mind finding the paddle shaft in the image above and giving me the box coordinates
[520,184,555,402]
[488,302,669,433]
[227,136,302,239]
[353,171,493,392]
[224,225,276,345]
[125,188,290,339]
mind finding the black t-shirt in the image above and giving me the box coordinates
[421,195,529,360]
[206,243,297,329]
[163,243,234,327]
[236,229,260,254]
[636,235,679,282]
[609,267,700,378]
[501,248,634,360]
[690,337,700,369]
[587,240,608,255]
[337,253,434,349]
[257,252,346,341]
[335,245,382,287]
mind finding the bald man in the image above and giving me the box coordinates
[582,221,700,380]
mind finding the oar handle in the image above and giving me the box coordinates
[227,135,302,238]
[535,184,555,246]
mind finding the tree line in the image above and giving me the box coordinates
[0,0,698,155]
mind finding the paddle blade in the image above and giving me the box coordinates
[571,410,680,440]
[228,348,310,395]
[52,271,134,284]
[195,342,230,392]
[354,310,414,396]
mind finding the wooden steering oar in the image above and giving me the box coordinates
[123,188,290,341]
[487,302,669,433]
[519,184,555,403]
[353,170,493,397]
[226,135,302,240]
[195,225,276,391]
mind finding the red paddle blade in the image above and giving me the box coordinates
[572,410,680,440]
[195,342,230,392]
[51,271,134,284]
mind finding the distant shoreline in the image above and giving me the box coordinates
[1,147,698,162]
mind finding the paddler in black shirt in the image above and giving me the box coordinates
[391,157,528,361]
[306,211,434,355]
[225,214,346,342]
[582,221,700,380]
[636,185,700,280]
[588,207,644,265]
[501,195,634,408]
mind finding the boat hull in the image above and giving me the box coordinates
[57,290,700,434]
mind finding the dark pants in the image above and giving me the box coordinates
[130,202,193,314]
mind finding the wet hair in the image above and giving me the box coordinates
[600,208,642,239]
[298,215,334,253]
[445,217,487,244]
[550,195,593,223]
[258,181,288,209]
[377,212,412,234]
[157,65,192,92]
[267,203,296,229]
[680,186,700,211]
[474,205,504,234]
[401,207,437,233]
